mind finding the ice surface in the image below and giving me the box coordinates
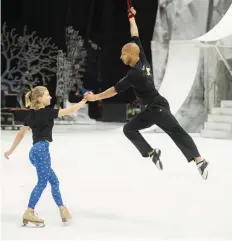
[1,123,232,240]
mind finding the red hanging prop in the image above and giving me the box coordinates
[127,0,132,9]
[127,0,135,19]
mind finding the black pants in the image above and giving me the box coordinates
[123,97,200,162]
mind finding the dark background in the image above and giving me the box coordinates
[1,0,158,107]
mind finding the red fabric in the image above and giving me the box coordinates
[128,13,135,19]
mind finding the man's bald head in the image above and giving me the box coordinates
[120,42,140,66]
[122,43,140,56]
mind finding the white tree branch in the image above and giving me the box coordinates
[1,23,58,100]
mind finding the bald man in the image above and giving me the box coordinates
[85,8,209,180]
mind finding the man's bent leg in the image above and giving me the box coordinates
[123,107,159,157]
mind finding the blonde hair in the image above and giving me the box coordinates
[25,86,48,109]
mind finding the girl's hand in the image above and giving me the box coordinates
[4,150,12,160]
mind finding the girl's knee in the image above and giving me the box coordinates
[37,180,48,190]
[51,180,59,188]
[49,176,60,188]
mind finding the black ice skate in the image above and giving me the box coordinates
[197,159,209,180]
[150,149,163,170]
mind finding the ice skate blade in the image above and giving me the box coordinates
[22,219,45,228]
[156,160,163,171]
[202,169,209,180]
[62,218,71,226]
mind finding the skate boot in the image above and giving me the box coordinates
[150,149,163,170]
[197,159,209,180]
[59,206,72,223]
[22,208,45,227]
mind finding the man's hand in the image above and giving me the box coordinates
[129,7,136,16]
[4,150,12,160]
[128,7,139,36]
[84,93,96,102]
[83,87,117,102]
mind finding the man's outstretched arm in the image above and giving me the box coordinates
[85,87,117,101]
[129,7,139,37]
[85,74,133,102]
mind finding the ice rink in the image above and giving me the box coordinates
[1,123,232,240]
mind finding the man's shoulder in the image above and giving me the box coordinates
[130,36,140,43]
[128,67,138,77]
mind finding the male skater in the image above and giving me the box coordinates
[85,7,209,180]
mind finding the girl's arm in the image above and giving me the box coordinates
[58,99,87,118]
[4,126,30,159]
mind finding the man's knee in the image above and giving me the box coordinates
[123,124,132,136]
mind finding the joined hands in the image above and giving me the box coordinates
[83,91,97,102]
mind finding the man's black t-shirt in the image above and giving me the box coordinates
[24,108,59,145]
[114,36,160,105]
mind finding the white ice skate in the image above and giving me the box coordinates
[22,208,45,228]
[59,206,72,225]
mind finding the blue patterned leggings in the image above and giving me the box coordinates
[28,141,64,209]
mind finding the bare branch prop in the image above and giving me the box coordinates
[1,23,58,106]
[56,26,87,102]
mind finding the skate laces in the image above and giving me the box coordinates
[30,210,39,218]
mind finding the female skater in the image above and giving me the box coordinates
[4,86,87,226]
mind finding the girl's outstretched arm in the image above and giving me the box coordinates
[58,99,87,118]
